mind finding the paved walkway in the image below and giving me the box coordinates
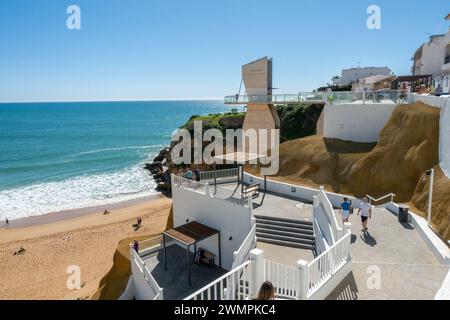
[328,208,449,300]
[219,183,313,222]
[142,245,226,300]
[252,192,313,222]
[257,242,315,265]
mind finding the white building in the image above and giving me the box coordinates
[332,67,392,87]
[411,14,450,94]
[440,26,450,94]
[412,34,446,78]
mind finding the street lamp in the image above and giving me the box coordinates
[426,169,434,226]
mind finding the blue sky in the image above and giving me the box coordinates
[0,0,449,102]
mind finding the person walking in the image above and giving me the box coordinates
[435,84,443,96]
[5,217,9,228]
[357,197,372,232]
[339,197,351,223]
[184,169,193,180]
[194,168,201,182]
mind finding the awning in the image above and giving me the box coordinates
[163,221,221,286]
[213,152,267,165]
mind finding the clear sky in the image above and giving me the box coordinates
[0,0,449,102]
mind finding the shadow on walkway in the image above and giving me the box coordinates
[360,231,377,247]
[326,272,359,300]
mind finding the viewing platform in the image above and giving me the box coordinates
[224,90,408,105]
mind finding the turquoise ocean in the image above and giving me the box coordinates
[0,101,240,220]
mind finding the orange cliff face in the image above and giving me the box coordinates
[412,166,450,241]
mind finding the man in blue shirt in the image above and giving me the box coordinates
[339,197,351,223]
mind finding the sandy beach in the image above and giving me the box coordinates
[0,196,172,300]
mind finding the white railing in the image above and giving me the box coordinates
[172,175,209,195]
[264,260,297,299]
[317,187,343,242]
[131,247,164,300]
[225,90,407,105]
[366,193,396,205]
[232,223,257,270]
[138,235,163,254]
[184,260,253,300]
[306,231,351,298]
[213,184,252,207]
[172,174,251,207]
[200,168,239,182]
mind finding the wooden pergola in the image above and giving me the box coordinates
[163,221,221,286]
[213,152,268,195]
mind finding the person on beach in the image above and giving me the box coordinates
[133,217,142,231]
[339,197,351,223]
[357,197,372,233]
[13,246,26,256]
[257,281,275,300]
[5,217,9,227]
[103,210,110,215]
[194,168,201,182]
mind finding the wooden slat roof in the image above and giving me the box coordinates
[214,152,266,164]
[164,221,219,245]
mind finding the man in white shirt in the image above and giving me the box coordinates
[357,197,372,233]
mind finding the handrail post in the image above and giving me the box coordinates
[296,260,309,300]
[250,249,264,299]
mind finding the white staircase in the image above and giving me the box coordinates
[254,215,315,250]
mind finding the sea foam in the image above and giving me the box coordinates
[0,164,157,221]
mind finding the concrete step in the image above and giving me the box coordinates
[257,237,315,250]
[256,227,315,240]
[254,215,313,227]
[256,232,315,245]
[255,222,313,235]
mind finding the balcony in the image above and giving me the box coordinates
[224,93,326,105]
[224,91,408,106]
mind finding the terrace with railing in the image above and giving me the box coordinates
[172,173,252,207]
[224,90,408,105]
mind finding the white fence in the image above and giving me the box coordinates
[172,175,209,195]
[172,174,251,207]
[232,223,257,270]
[184,260,253,300]
[306,231,351,299]
[264,260,298,299]
[200,168,239,183]
[317,187,343,243]
[130,247,164,300]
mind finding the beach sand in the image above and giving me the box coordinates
[0,196,172,300]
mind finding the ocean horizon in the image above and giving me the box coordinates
[0,100,240,221]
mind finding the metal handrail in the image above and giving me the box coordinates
[366,193,396,205]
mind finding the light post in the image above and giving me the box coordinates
[426,168,434,226]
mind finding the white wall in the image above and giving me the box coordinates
[415,36,446,77]
[322,103,397,142]
[243,173,361,209]
[172,184,253,270]
[131,257,157,300]
[409,94,450,178]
